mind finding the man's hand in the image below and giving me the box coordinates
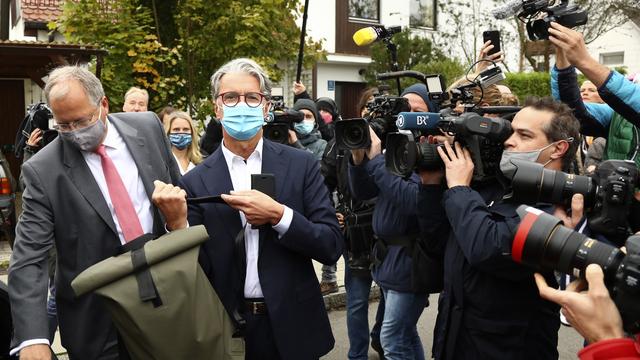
[221,190,285,226]
[19,344,51,360]
[336,212,345,229]
[293,82,306,96]
[288,130,299,145]
[26,128,43,147]
[548,22,610,87]
[554,194,584,230]
[437,141,474,188]
[535,264,624,344]
[152,180,187,231]
[476,40,504,73]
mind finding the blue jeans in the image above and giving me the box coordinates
[380,288,428,360]
[344,261,385,360]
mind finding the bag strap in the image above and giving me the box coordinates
[130,246,163,307]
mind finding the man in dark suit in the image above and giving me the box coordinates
[9,66,185,360]
[178,58,343,360]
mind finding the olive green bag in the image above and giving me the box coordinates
[71,225,244,360]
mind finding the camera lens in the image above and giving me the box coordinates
[335,119,371,150]
[346,125,365,147]
[513,206,624,282]
[385,133,416,178]
[263,124,289,144]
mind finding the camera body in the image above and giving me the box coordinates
[27,103,57,148]
[334,95,410,150]
[520,0,588,41]
[506,159,638,243]
[263,95,304,144]
[385,110,512,183]
[513,205,640,333]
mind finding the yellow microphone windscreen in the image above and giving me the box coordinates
[353,27,377,46]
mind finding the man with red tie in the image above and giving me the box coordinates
[8,66,185,360]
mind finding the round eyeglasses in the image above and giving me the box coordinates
[217,91,266,108]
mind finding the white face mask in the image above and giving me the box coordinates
[500,138,573,178]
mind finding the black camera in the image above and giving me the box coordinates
[385,111,512,182]
[512,205,640,333]
[263,93,304,144]
[505,159,638,243]
[28,103,57,148]
[334,95,410,150]
[518,0,588,41]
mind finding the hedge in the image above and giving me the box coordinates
[503,72,552,103]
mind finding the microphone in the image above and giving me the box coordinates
[353,25,402,46]
[396,112,441,131]
[491,0,524,19]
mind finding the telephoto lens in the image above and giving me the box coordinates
[335,118,372,150]
[511,205,624,282]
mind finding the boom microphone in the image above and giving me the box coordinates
[353,25,402,46]
[396,112,441,131]
[491,0,524,19]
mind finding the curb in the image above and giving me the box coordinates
[323,285,381,311]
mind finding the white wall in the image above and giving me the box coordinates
[301,0,337,53]
[315,62,368,99]
[586,21,640,75]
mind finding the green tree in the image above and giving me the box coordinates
[52,0,185,111]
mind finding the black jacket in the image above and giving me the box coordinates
[419,183,560,360]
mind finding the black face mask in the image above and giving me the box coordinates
[630,196,640,234]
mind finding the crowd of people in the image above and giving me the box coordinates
[4,21,640,360]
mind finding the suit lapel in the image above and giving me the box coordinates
[201,149,243,240]
[258,140,288,255]
[62,139,118,237]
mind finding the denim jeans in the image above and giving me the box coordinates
[380,288,428,360]
[321,263,337,282]
[344,261,385,360]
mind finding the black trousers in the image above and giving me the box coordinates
[245,311,282,360]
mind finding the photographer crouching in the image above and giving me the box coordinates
[347,84,438,359]
[419,97,580,359]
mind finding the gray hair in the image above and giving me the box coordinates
[124,86,149,102]
[210,58,272,100]
[44,66,105,105]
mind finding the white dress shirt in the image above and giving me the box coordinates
[11,119,155,355]
[82,119,154,244]
[172,152,196,175]
[220,138,293,298]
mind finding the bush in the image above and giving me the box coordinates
[504,72,552,103]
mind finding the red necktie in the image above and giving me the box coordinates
[94,144,144,242]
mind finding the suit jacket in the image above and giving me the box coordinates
[9,112,181,360]
[180,139,342,360]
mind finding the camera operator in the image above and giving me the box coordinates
[347,84,438,359]
[548,22,640,167]
[288,99,327,161]
[536,263,640,359]
[321,87,386,359]
[418,97,580,359]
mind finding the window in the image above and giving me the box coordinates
[600,52,624,66]
[410,0,437,29]
[349,0,379,22]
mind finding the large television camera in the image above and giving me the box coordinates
[334,94,410,150]
[263,88,304,144]
[512,205,640,333]
[504,159,638,243]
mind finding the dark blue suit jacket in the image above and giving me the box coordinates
[179,139,342,360]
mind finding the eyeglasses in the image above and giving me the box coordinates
[217,91,266,108]
[53,105,102,132]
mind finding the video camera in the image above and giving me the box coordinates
[512,205,640,333]
[519,0,588,41]
[504,159,638,243]
[263,87,304,144]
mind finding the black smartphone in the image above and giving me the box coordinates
[251,173,276,199]
[482,30,501,56]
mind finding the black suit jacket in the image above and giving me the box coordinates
[9,112,181,360]
[180,139,343,360]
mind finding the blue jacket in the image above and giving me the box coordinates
[179,139,342,360]
[419,183,560,360]
[348,153,421,292]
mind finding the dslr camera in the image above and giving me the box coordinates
[504,159,639,243]
[263,88,304,144]
[512,205,640,333]
[334,93,410,150]
[518,0,588,41]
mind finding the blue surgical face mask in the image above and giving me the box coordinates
[294,120,315,136]
[221,103,264,141]
[169,133,192,150]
